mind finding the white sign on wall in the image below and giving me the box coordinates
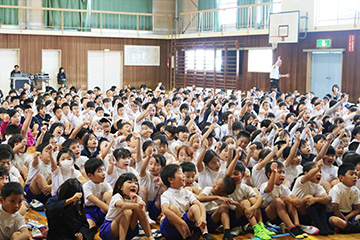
[124,45,160,66]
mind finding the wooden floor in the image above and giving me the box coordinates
[25,210,360,240]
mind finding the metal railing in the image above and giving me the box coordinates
[0,5,173,36]
[179,2,281,34]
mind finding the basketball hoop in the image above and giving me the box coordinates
[271,42,278,50]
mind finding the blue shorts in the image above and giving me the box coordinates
[261,207,282,225]
[328,211,357,222]
[229,209,248,229]
[206,212,221,233]
[86,206,106,226]
[160,212,195,240]
[99,219,139,240]
[147,201,161,220]
[24,185,50,204]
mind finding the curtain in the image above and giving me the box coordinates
[198,0,220,31]
[91,0,153,30]
[0,0,19,25]
[259,0,273,28]
[237,0,256,29]
[43,0,88,30]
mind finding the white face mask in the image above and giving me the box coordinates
[60,160,73,171]
[94,132,103,139]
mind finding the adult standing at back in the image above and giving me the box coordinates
[57,67,67,87]
[269,56,289,93]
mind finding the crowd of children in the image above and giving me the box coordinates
[1,81,360,240]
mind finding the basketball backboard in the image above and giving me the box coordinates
[269,11,300,45]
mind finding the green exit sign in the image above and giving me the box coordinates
[317,39,331,48]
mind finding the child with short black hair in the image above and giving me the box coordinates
[171,125,189,155]
[260,161,306,239]
[160,164,213,240]
[0,146,24,187]
[84,158,113,239]
[8,134,32,180]
[181,161,201,195]
[328,163,360,233]
[0,182,30,240]
[164,125,177,146]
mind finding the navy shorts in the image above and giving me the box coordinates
[261,207,282,225]
[206,212,221,233]
[86,206,106,226]
[160,212,195,240]
[229,209,248,229]
[328,211,357,222]
[147,201,161,220]
[24,185,50,204]
[99,219,139,240]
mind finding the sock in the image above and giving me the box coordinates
[223,229,233,240]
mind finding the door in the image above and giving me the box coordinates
[0,49,19,96]
[88,51,122,91]
[311,52,342,98]
[42,50,61,88]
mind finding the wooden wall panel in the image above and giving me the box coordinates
[176,30,360,102]
[0,34,170,91]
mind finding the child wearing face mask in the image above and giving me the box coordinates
[50,147,87,196]
[105,148,138,186]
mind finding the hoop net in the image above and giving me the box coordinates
[269,35,285,50]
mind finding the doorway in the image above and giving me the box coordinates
[310,52,342,98]
[42,50,61,88]
[88,51,123,91]
[0,49,19,96]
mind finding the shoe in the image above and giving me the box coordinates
[230,226,243,236]
[289,227,304,239]
[254,228,271,240]
[259,222,276,236]
[32,228,43,239]
[27,219,46,229]
[203,233,215,240]
[300,225,318,235]
[296,225,308,237]
[223,229,233,240]
[30,199,44,211]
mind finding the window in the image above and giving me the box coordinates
[316,0,360,26]
[219,0,237,26]
[247,49,273,73]
[185,49,222,71]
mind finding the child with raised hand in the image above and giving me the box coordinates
[328,163,360,234]
[99,173,154,240]
[62,138,89,171]
[160,164,213,240]
[83,158,113,239]
[0,182,30,240]
[46,178,90,240]
[105,148,138,186]
[139,153,166,223]
[24,143,52,204]
[153,133,176,165]
[292,161,332,235]
[251,146,278,190]
[176,145,194,164]
[215,141,232,172]
[50,147,86,196]
[181,161,201,195]
[137,140,157,172]
[8,134,32,180]
[197,139,225,190]
[260,161,306,239]
[226,148,274,240]
[188,132,201,162]
[197,177,236,240]
[283,132,303,187]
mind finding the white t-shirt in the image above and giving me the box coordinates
[25,161,52,185]
[51,166,82,196]
[198,167,225,190]
[170,140,185,156]
[0,205,27,240]
[229,183,257,202]
[329,182,360,213]
[285,164,302,186]
[9,166,21,183]
[270,66,280,79]
[321,164,338,183]
[105,193,143,221]
[161,188,197,218]
[83,180,113,206]
[75,156,89,170]
[292,176,326,200]
[140,171,161,202]
[50,115,69,125]
[251,163,268,190]
[13,153,33,171]
[201,187,223,213]
[260,182,292,208]
[105,166,138,187]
